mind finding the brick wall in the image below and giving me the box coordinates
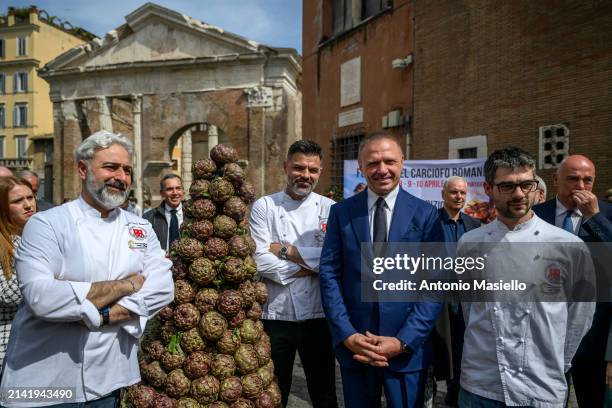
[413,1,612,199]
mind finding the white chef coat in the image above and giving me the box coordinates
[458,214,595,407]
[249,191,334,321]
[0,197,174,406]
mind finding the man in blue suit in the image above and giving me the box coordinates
[320,132,444,408]
[533,154,612,408]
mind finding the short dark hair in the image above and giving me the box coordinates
[358,131,403,157]
[160,174,182,190]
[287,140,323,160]
[484,147,536,185]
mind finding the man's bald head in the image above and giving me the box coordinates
[0,166,13,177]
[554,155,596,209]
[556,155,595,177]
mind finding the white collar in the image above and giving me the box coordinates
[367,184,400,212]
[491,211,538,233]
[77,196,119,220]
[555,197,582,217]
[165,202,182,213]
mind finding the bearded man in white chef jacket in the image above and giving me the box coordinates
[0,130,174,407]
[249,140,338,408]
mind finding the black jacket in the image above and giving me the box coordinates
[143,202,191,249]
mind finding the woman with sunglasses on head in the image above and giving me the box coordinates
[0,176,36,377]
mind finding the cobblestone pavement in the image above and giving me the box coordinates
[286,356,579,408]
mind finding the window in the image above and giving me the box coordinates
[17,37,27,56]
[0,105,4,128]
[539,124,569,169]
[332,0,390,35]
[330,133,365,192]
[448,135,488,159]
[459,148,478,159]
[13,72,28,93]
[15,136,27,158]
[0,74,4,93]
[0,136,4,158]
[13,104,27,127]
[0,39,4,58]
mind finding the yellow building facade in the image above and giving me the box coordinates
[0,6,91,199]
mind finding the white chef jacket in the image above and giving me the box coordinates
[0,197,174,406]
[458,214,595,407]
[249,191,334,321]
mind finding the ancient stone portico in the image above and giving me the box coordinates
[40,2,302,205]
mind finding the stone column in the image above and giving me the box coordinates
[181,129,193,188]
[59,100,82,202]
[97,96,113,132]
[207,125,218,155]
[52,102,64,205]
[245,87,273,197]
[132,94,143,210]
[247,108,265,197]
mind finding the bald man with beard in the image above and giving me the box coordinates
[534,155,612,407]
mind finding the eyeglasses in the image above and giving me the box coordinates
[494,180,539,194]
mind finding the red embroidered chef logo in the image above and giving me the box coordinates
[129,227,147,240]
[545,264,561,284]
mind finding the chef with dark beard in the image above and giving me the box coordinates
[249,140,338,408]
[0,131,174,407]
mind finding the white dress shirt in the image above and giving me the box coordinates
[458,214,595,407]
[163,202,183,251]
[1,197,174,406]
[366,184,399,241]
[249,191,335,321]
[554,198,582,234]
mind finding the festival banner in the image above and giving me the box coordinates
[343,159,493,220]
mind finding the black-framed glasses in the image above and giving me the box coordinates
[494,180,539,194]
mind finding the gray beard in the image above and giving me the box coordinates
[288,179,317,198]
[86,169,128,209]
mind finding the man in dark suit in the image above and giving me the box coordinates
[533,154,612,408]
[320,132,444,408]
[436,176,481,406]
[144,174,187,252]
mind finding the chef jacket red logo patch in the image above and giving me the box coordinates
[129,227,147,240]
[541,263,562,294]
[545,264,561,284]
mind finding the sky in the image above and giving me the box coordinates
[6,0,302,53]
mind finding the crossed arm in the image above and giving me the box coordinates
[16,215,173,332]
[86,273,145,325]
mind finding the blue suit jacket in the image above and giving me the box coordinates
[533,198,612,242]
[319,188,444,372]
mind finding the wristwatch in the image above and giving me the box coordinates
[399,339,413,357]
[100,306,110,326]
[279,245,289,260]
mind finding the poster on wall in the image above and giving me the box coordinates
[343,158,494,221]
